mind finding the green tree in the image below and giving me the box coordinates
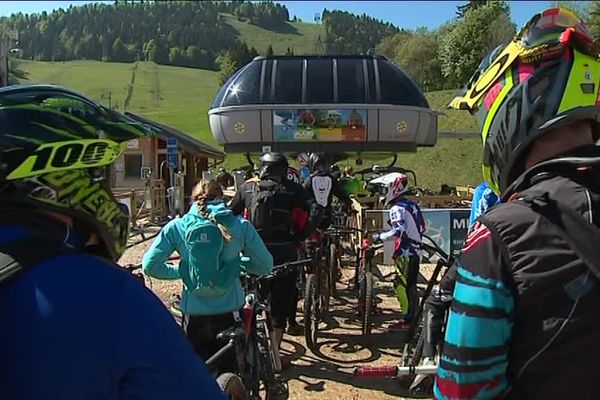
[456,0,488,18]
[376,31,412,59]
[216,51,237,85]
[112,37,127,61]
[185,45,201,66]
[266,44,274,56]
[587,1,600,42]
[440,1,515,88]
[392,28,443,92]
[168,47,180,64]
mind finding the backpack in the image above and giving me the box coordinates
[310,174,333,207]
[249,182,281,239]
[182,213,228,298]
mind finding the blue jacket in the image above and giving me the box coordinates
[143,201,273,315]
[0,224,226,400]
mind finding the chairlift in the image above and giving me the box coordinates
[209,55,438,159]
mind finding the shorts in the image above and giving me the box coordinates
[267,265,299,331]
[182,312,237,374]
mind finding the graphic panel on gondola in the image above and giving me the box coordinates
[273,109,367,142]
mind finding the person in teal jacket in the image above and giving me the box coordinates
[142,179,273,373]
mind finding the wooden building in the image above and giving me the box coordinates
[112,113,225,199]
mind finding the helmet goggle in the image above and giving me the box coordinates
[448,7,598,115]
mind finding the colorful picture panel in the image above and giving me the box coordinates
[273,109,367,142]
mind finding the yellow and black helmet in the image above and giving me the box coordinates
[449,8,600,195]
[0,84,151,260]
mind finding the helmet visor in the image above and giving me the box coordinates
[519,8,591,49]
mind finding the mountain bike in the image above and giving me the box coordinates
[323,223,361,298]
[205,260,311,400]
[353,234,455,397]
[303,230,331,351]
[355,231,385,336]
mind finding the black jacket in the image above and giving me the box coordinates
[438,150,600,399]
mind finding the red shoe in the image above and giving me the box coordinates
[387,321,411,332]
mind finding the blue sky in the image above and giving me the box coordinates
[0,1,568,30]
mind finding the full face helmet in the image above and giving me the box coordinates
[448,7,600,196]
[0,85,151,261]
[258,152,288,181]
[386,173,409,204]
[308,152,327,173]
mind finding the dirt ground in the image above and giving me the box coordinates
[119,235,435,400]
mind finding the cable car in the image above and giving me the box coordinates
[209,55,438,155]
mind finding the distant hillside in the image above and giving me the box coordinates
[20,60,219,143]
[221,14,325,55]
[18,60,483,188]
[427,90,479,133]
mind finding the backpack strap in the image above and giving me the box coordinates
[513,190,600,284]
[0,238,66,284]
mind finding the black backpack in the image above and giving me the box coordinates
[248,182,292,240]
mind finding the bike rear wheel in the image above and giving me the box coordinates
[361,272,373,335]
[217,373,248,400]
[399,325,427,392]
[303,273,319,350]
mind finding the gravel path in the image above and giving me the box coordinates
[119,238,436,400]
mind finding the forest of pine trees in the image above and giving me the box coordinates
[322,10,402,55]
[0,1,403,71]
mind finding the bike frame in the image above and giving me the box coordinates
[353,235,455,380]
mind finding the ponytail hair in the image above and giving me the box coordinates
[191,179,232,242]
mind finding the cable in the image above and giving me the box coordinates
[514,296,580,381]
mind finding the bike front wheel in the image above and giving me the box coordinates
[360,272,373,335]
[303,273,319,350]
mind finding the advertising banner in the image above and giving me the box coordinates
[422,209,451,257]
[273,109,367,142]
[449,209,471,254]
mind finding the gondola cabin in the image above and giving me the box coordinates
[209,55,438,154]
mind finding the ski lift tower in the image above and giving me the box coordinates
[1,30,19,87]
[0,34,8,87]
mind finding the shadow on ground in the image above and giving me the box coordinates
[276,270,423,399]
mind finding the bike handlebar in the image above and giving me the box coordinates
[420,234,450,262]
[353,364,438,378]
[243,259,313,280]
[353,366,398,378]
